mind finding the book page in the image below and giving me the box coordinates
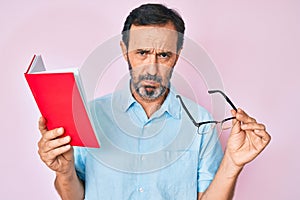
[29,55,46,73]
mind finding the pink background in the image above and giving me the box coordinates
[1,0,299,199]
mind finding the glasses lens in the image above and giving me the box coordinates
[198,123,216,135]
[221,119,233,130]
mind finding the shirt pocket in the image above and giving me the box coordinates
[155,150,198,199]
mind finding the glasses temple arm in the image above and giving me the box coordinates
[176,95,199,127]
[208,90,238,111]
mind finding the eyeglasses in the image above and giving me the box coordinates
[176,90,237,135]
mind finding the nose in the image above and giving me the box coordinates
[146,53,158,75]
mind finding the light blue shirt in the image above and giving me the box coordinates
[74,83,223,200]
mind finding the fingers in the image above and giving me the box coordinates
[230,109,241,134]
[38,134,72,170]
[43,135,71,153]
[43,145,72,164]
[230,108,257,134]
[241,122,271,143]
[38,127,69,152]
[230,108,268,137]
[235,108,256,124]
[37,117,74,173]
[38,126,71,162]
[38,116,66,141]
[43,127,64,140]
[235,108,265,134]
[253,129,271,143]
[233,108,271,144]
[241,122,265,131]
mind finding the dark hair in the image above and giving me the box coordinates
[122,3,185,52]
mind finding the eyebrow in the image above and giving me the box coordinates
[135,49,173,54]
[157,51,173,55]
[136,49,151,52]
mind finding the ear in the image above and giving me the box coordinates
[120,41,128,62]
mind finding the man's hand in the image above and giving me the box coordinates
[37,116,74,175]
[198,109,271,200]
[37,117,85,199]
[225,108,271,170]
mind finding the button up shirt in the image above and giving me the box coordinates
[74,83,223,200]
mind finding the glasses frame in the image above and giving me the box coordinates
[176,90,238,134]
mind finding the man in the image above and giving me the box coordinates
[37,4,270,200]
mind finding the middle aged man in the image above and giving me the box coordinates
[37,4,271,200]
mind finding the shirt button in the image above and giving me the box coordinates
[141,155,145,161]
[138,187,144,192]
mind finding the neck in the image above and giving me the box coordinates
[130,84,169,118]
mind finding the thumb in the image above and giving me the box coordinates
[230,109,241,134]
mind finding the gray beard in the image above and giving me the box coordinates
[130,73,168,101]
[127,58,173,101]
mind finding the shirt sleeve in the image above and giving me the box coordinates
[197,124,224,192]
[73,146,87,182]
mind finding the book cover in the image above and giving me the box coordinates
[24,55,100,148]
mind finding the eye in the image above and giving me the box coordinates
[137,50,147,56]
[159,52,170,58]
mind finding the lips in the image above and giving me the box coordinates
[143,80,159,86]
[143,80,159,85]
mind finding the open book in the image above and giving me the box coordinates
[24,55,100,148]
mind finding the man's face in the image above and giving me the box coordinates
[121,23,180,102]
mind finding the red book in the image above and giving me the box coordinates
[24,55,100,148]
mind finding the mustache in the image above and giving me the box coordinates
[139,74,162,83]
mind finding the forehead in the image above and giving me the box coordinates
[128,23,178,53]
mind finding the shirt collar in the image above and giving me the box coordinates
[120,82,137,111]
[159,88,181,119]
[119,81,181,119]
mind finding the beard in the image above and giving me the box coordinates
[127,56,173,101]
[128,66,173,102]
[130,72,169,101]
